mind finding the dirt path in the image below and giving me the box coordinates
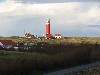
[44,61,100,75]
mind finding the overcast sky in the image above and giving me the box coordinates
[0,0,100,37]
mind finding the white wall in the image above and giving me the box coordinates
[0,42,3,46]
[55,36,62,39]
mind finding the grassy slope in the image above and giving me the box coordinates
[1,37,100,44]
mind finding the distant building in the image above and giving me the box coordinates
[55,34,62,39]
[46,34,53,39]
[24,33,32,38]
[0,40,16,46]
[33,35,38,39]
[0,40,16,49]
[24,33,37,39]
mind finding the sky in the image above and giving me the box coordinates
[0,0,100,37]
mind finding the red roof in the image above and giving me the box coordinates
[46,34,53,38]
[55,34,61,36]
[0,40,16,46]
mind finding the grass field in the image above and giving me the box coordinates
[0,43,99,74]
[1,37,100,44]
[0,37,100,75]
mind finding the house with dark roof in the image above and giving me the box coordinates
[0,40,16,49]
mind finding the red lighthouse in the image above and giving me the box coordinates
[46,19,50,34]
[45,19,53,39]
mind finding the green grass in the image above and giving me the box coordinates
[0,55,20,59]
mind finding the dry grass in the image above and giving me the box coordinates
[1,37,100,44]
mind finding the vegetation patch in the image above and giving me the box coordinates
[0,37,100,75]
[66,64,100,75]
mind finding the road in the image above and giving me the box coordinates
[44,61,100,75]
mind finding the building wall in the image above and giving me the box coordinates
[55,36,62,39]
[46,23,50,34]
[0,42,3,46]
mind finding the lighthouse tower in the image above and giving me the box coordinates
[45,19,53,39]
[46,19,50,35]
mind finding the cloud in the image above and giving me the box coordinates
[0,0,100,36]
[0,0,21,13]
[17,0,100,3]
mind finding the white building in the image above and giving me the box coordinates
[24,33,32,38]
[55,34,62,39]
